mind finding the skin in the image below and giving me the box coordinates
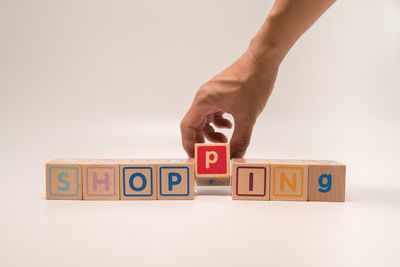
[181,0,337,158]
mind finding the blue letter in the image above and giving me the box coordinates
[129,173,147,191]
[57,173,70,191]
[318,174,332,193]
[168,172,182,191]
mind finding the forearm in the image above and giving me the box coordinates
[249,0,336,65]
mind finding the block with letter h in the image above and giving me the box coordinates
[195,143,230,185]
[307,160,346,202]
[270,160,308,201]
[232,159,270,200]
[83,159,120,200]
[46,158,83,200]
[157,159,194,200]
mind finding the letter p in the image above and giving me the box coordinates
[168,172,182,191]
[205,151,218,169]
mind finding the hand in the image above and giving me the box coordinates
[180,47,280,158]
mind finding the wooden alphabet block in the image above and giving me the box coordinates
[195,143,230,185]
[46,158,83,200]
[157,159,195,200]
[120,159,157,200]
[307,160,346,202]
[231,159,270,200]
[83,159,120,200]
[270,160,308,201]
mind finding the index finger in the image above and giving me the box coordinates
[180,103,210,157]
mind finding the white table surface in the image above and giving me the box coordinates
[1,156,400,267]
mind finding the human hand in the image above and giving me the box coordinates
[180,47,280,158]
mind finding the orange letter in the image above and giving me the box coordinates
[280,172,297,192]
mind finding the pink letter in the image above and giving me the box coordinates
[93,172,109,191]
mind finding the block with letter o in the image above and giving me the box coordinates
[120,160,157,200]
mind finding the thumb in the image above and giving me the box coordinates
[230,116,256,158]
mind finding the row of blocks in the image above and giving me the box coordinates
[46,159,196,200]
[46,145,345,201]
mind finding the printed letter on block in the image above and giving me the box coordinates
[195,143,230,185]
[307,160,346,202]
[46,158,83,200]
[120,159,157,200]
[232,159,270,200]
[270,160,308,201]
[83,159,120,200]
[157,159,194,200]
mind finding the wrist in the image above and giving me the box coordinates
[248,38,284,70]
[248,17,290,67]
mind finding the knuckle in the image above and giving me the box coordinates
[180,119,186,131]
[232,137,250,150]
[195,84,214,105]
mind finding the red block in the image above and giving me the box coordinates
[195,143,230,185]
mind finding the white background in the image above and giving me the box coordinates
[1,0,400,266]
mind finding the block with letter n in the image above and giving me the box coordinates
[270,159,308,201]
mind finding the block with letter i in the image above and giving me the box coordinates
[195,143,230,185]
[46,158,83,200]
[270,160,308,201]
[120,159,157,200]
[307,160,346,202]
[157,159,194,200]
[232,159,270,200]
[83,159,120,200]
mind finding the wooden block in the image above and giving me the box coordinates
[157,159,195,200]
[120,159,157,200]
[82,159,120,200]
[195,143,230,185]
[307,160,346,202]
[270,159,308,201]
[46,158,84,200]
[231,159,270,200]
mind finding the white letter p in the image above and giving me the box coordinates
[205,151,218,169]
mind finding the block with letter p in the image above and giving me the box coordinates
[270,160,308,201]
[157,159,194,200]
[195,143,230,185]
[83,159,120,200]
[46,158,83,200]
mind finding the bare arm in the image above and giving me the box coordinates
[181,0,336,158]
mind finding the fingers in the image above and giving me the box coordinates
[213,113,232,129]
[203,124,228,143]
[230,116,256,158]
[180,103,210,158]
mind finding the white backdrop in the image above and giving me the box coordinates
[1,0,400,266]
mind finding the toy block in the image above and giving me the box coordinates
[46,158,84,200]
[307,160,346,202]
[82,159,120,200]
[195,143,230,185]
[157,159,195,200]
[270,159,308,201]
[120,159,157,200]
[231,159,270,200]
